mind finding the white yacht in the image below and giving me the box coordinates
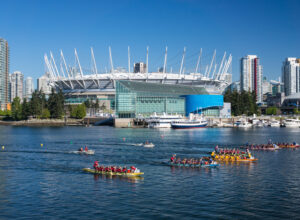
[283,118,300,128]
[171,114,208,129]
[237,121,252,128]
[269,120,281,127]
[147,112,183,128]
[235,118,252,128]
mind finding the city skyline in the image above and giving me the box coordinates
[1,0,300,82]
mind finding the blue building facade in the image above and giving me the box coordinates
[116,80,224,118]
[184,95,224,116]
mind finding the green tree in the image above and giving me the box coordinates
[47,89,65,118]
[70,104,86,119]
[266,107,277,115]
[21,98,31,120]
[95,99,100,109]
[11,97,22,120]
[30,90,46,117]
[84,99,91,108]
[223,89,258,116]
[76,104,86,119]
[41,108,50,119]
[0,109,11,117]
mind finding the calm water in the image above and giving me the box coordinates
[1,126,300,219]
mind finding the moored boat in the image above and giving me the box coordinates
[171,114,207,129]
[147,112,183,128]
[283,118,300,128]
[269,120,281,127]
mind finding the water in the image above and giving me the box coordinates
[0,126,300,219]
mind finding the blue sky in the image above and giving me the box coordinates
[1,0,300,84]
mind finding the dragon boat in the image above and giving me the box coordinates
[83,168,144,177]
[278,144,300,148]
[168,161,219,168]
[240,145,280,151]
[212,154,258,162]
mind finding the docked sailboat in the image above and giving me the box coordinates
[171,114,208,129]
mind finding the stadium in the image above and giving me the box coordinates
[44,47,232,110]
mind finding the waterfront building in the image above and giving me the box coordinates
[10,71,24,101]
[270,79,284,96]
[281,93,300,109]
[262,77,272,95]
[116,80,224,118]
[37,73,51,95]
[43,47,232,107]
[0,38,9,109]
[240,55,263,103]
[266,92,284,107]
[282,58,300,96]
[25,76,34,99]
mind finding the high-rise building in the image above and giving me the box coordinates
[0,38,9,109]
[240,55,263,103]
[220,73,232,85]
[37,73,51,94]
[10,71,24,101]
[262,77,272,95]
[282,58,300,96]
[134,62,147,73]
[25,76,34,99]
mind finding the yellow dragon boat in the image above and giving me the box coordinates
[83,168,144,177]
[211,152,258,162]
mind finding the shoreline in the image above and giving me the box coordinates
[0,118,83,126]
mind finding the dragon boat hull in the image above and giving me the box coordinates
[83,168,144,177]
[168,162,219,168]
[213,157,258,162]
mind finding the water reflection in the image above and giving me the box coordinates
[92,174,144,183]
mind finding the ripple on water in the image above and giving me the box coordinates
[0,126,300,219]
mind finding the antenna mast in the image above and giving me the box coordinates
[91,47,98,75]
[128,46,130,73]
[146,46,149,75]
[195,48,202,74]
[109,46,114,73]
[179,47,186,76]
[207,49,216,78]
[163,46,168,74]
[74,49,84,77]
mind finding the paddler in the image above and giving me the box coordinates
[246,149,252,158]
[85,146,88,151]
[211,151,215,157]
[170,154,176,162]
[215,145,219,153]
[130,166,136,173]
[93,161,99,170]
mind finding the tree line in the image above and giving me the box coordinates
[224,89,258,116]
[8,89,88,121]
[10,89,65,120]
